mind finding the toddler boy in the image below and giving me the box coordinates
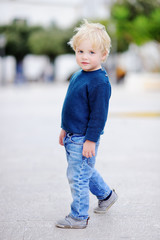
[56,19,118,229]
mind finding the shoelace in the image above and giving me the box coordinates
[98,200,104,206]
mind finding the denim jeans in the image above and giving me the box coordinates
[63,133,111,220]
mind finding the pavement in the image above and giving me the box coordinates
[0,81,160,240]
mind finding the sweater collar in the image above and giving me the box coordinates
[82,68,103,74]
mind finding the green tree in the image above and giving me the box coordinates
[0,21,73,61]
[150,8,160,42]
[109,0,160,52]
[0,21,43,61]
[28,26,73,59]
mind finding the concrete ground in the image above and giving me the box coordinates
[0,81,160,240]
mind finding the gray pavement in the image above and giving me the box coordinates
[0,82,160,240]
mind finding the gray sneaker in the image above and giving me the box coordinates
[94,189,118,214]
[56,215,89,229]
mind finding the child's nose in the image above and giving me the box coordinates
[82,53,88,59]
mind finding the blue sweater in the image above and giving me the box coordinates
[61,68,111,142]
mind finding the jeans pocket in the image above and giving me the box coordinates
[70,135,85,145]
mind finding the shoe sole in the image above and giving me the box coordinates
[94,195,118,214]
[56,224,87,229]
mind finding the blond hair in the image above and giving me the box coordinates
[68,19,111,60]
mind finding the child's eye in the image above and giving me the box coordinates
[90,51,95,54]
[78,50,83,53]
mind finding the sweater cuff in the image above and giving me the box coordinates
[85,130,101,142]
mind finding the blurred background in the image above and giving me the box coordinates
[0,0,160,87]
[0,2,160,239]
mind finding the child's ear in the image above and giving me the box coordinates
[102,51,108,61]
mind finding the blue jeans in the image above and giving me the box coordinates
[64,133,111,220]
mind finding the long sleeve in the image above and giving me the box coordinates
[85,82,111,142]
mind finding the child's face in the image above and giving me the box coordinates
[75,39,107,72]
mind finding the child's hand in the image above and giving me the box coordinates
[82,140,96,158]
[59,129,66,146]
